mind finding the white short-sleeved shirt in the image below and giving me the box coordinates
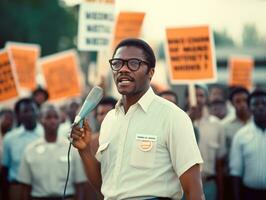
[2,125,43,181]
[193,108,226,176]
[17,137,87,197]
[229,121,266,189]
[96,88,203,200]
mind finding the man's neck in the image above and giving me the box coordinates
[45,132,57,142]
[122,89,148,113]
[254,119,266,131]
[236,112,251,123]
[24,123,37,131]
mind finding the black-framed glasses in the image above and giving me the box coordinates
[109,58,149,71]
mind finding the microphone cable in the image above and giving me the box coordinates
[62,141,72,200]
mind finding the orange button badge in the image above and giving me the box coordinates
[136,134,157,152]
[139,140,153,152]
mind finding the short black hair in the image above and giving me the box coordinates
[32,87,49,100]
[40,103,60,117]
[112,38,156,68]
[248,90,266,106]
[229,87,250,102]
[98,96,117,108]
[14,98,38,116]
[158,90,178,104]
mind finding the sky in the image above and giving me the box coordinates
[115,0,266,44]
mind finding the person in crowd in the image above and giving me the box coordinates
[31,86,49,108]
[158,90,178,105]
[0,108,15,199]
[224,87,251,151]
[187,84,226,200]
[208,84,227,103]
[208,99,228,120]
[208,84,235,122]
[91,96,117,155]
[222,87,251,200]
[58,99,81,138]
[70,38,204,200]
[18,104,87,200]
[229,90,266,200]
[84,96,117,200]
[0,109,15,137]
[0,109,15,164]
[1,98,43,200]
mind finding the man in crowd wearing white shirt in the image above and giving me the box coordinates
[230,90,266,200]
[1,98,43,200]
[18,104,87,200]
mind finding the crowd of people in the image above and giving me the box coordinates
[0,38,265,200]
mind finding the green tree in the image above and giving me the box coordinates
[213,29,235,47]
[0,0,78,56]
[242,23,261,47]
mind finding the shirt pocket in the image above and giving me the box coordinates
[95,142,109,163]
[95,142,110,175]
[130,138,157,169]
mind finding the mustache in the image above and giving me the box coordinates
[116,73,134,81]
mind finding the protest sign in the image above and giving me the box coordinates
[228,57,254,90]
[39,50,83,101]
[77,1,115,51]
[112,11,145,49]
[166,25,217,84]
[6,42,40,90]
[0,50,19,102]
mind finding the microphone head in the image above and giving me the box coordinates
[74,86,104,124]
[84,86,104,104]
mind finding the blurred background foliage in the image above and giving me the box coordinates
[0,0,78,56]
[1,0,265,56]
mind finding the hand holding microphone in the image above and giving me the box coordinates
[69,86,103,150]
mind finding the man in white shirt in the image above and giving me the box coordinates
[18,104,87,200]
[230,90,266,200]
[70,38,204,200]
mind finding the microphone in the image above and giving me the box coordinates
[73,86,104,127]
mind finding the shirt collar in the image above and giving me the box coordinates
[115,87,156,113]
[251,119,266,134]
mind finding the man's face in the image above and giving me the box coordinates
[196,87,207,108]
[232,92,249,114]
[34,93,46,106]
[112,46,154,96]
[209,102,227,119]
[250,96,266,121]
[209,87,224,102]
[19,102,38,129]
[96,104,114,125]
[41,109,60,133]
[67,101,80,122]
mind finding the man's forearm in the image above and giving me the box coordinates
[79,146,102,194]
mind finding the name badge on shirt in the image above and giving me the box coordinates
[136,134,157,152]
